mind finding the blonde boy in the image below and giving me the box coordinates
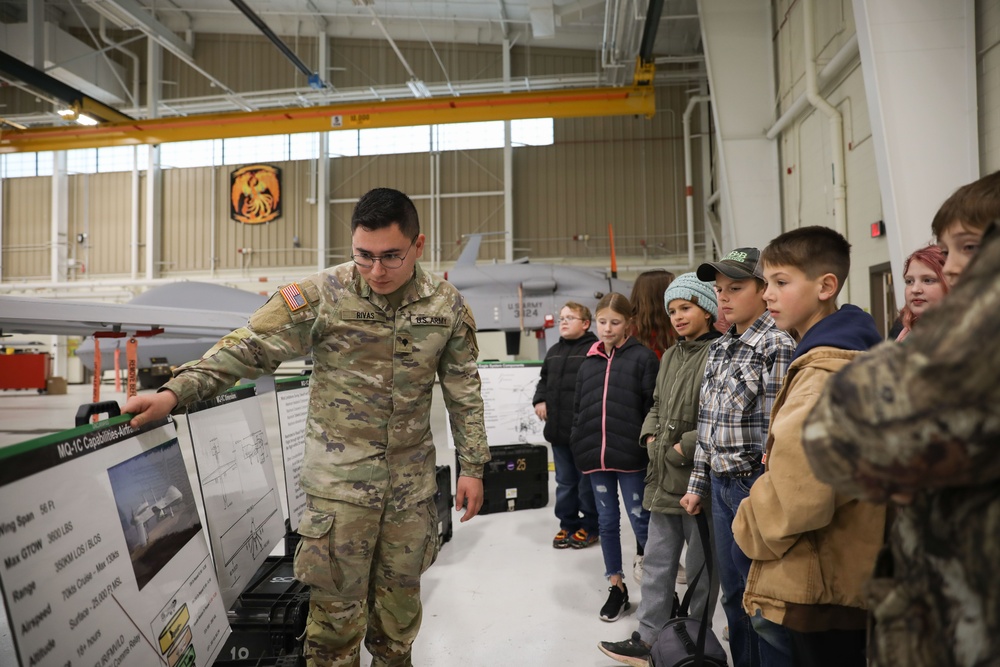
[732,226,884,666]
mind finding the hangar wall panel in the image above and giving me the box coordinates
[772,0,883,309]
[516,86,692,266]
[67,172,137,276]
[2,178,51,280]
[167,161,320,274]
[979,0,1000,172]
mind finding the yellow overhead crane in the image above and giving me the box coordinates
[0,62,657,154]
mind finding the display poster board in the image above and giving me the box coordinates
[0,416,229,667]
[186,385,284,610]
[275,375,310,532]
[448,362,545,448]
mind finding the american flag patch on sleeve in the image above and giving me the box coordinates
[279,283,308,311]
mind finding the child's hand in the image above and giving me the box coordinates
[679,493,702,515]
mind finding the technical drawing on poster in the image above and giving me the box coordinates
[448,363,545,448]
[187,385,285,608]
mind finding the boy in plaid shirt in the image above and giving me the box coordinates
[680,247,795,667]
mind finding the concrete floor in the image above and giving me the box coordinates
[0,383,730,666]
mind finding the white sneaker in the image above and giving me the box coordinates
[633,555,644,585]
[676,563,687,585]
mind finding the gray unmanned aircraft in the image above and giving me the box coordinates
[0,235,630,384]
[444,233,632,337]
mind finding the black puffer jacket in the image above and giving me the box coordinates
[532,331,598,447]
[571,336,659,473]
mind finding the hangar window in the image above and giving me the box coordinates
[289,133,320,161]
[1,151,51,178]
[0,118,553,176]
[222,135,290,165]
[359,126,431,156]
[67,149,97,174]
[95,145,150,172]
[161,140,221,168]
[327,118,553,157]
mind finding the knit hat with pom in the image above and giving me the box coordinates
[662,272,718,320]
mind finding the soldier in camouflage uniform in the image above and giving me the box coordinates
[124,188,491,667]
[801,172,1000,666]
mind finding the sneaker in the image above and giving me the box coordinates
[633,555,644,585]
[600,583,630,622]
[553,529,572,549]
[598,631,651,667]
[676,562,687,585]
[570,528,599,549]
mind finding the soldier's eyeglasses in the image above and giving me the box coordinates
[351,239,416,269]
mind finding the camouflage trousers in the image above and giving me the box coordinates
[293,493,440,667]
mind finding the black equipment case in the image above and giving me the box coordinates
[215,556,309,666]
[457,444,549,515]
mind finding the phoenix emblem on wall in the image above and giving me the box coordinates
[230,164,282,224]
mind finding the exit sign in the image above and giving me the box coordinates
[870,220,885,238]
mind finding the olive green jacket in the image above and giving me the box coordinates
[640,331,720,514]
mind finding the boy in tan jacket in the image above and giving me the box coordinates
[732,226,884,666]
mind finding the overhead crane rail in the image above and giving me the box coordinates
[0,79,657,154]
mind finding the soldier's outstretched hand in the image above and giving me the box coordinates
[455,475,484,522]
[123,390,179,430]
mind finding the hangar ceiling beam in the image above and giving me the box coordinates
[0,86,656,153]
[229,0,325,89]
[90,0,194,61]
[0,49,134,123]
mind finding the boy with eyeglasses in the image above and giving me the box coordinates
[124,187,491,667]
[533,303,601,549]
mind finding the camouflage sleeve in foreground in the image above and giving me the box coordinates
[438,302,490,478]
[163,284,318,409]
[801,224,1000,500]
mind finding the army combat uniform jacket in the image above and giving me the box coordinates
[164,262,490,511]
[802,225,1000,666]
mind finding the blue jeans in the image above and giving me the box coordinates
[589,470,650,579]
[552,443,598,533]
[710,472,793,667]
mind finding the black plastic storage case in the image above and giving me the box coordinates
[457,444,549,514]
[215,556,309,666]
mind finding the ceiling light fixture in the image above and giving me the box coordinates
[56,108,100,125]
